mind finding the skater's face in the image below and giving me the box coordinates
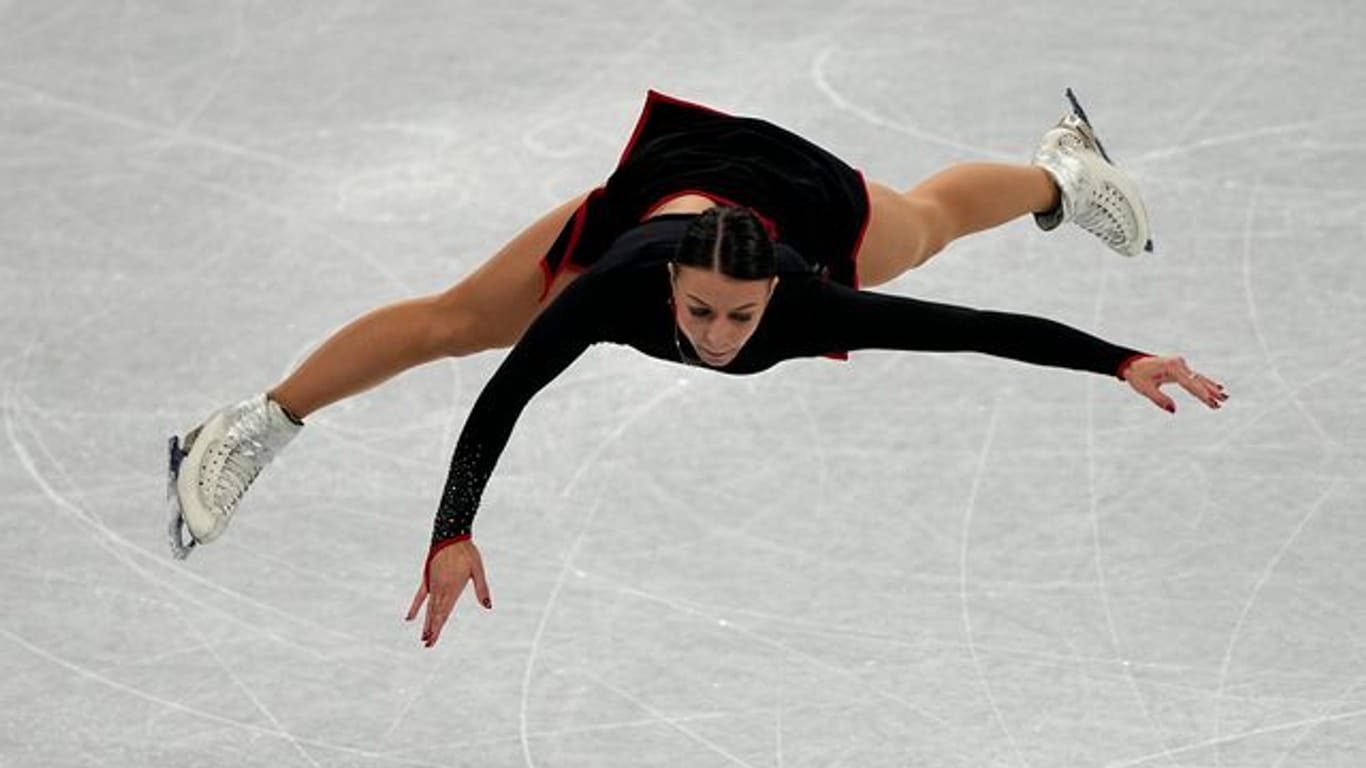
[669,263,778,368]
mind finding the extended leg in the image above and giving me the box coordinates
[268,191,590,419]
[856,164,1058,288]
[857,92,1152,288]
[167,190,590,558]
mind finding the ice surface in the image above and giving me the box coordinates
[2,1,1364,766]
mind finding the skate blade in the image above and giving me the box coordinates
[1064,87,1113,164]
[1064,87,1156,255]
[167,435,197,560]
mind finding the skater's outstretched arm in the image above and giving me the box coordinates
[782,278,1228,411]
[405,267,625,647]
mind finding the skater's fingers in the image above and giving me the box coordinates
[1155,355,1228,410]
[421,594,446,646]
[405,581,427,622]
[1199,374,1229,405]
[428,600,456,647]
[470,557,493,611]
[1178,371,1224,410]
[1147,386,1178,414]
[424,598,454,647]
[428,622,448,647]
[1127,374,1176,413]
[423,579,469,648]
[1125,355,1229,414]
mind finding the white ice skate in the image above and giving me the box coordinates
[167,394,302,559]
[1032,88,1153,258]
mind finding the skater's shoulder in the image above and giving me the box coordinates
[577,215,695,280]
[611,214,696,265]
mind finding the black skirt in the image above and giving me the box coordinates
[538,90,871,300]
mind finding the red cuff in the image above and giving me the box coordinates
[1116,353,1153,381]
[424,533,472,590]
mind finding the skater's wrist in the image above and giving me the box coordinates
[422,533,473,592]
[1116,352,1153,381]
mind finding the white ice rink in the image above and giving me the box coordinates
[3,2,1365,766]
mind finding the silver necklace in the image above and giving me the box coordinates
[668,286,706,367]
[673,323,705,367]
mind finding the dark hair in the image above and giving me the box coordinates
[672,206,775,280]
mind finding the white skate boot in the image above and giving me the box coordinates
[1032,88,1153,258]
[167,394,302,559]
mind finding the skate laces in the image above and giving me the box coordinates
[1032,89,1152,257]
[1054,122,1138,249]
[1074,184,1135,248]
[206,400,288,519]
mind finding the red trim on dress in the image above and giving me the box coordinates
[537,258,555,303]
[539,187,605,302]
[645,89,731,116]
[815,172,870,363]
[847,170,872,292]
[819,170,874,360]
[640,190,699,219]
[619,90,730,167]
[640,188,781,241]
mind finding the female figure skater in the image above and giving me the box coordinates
[166,90,1227,647]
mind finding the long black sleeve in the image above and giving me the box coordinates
[779,278,1146,377]
[430,272,614,544]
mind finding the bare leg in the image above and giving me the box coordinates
[856,164,1058,288]
[265,297,470,420]
[267,191,590,419]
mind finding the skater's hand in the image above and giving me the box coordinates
[406,537,492,648]
[1122,355,1228,413]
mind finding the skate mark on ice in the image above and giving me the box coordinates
[0,77,323,177]
[2,371,358,659]
[1104,703,1366,768]
[601,573,983,766]
[1239,184,1334,453]
[1084,273,1181,767]
[810,47,1011,160]
[180,616,323,768]
[958,400,1030,768]
[1210,481,1336,764]
[581,668,760,768]
[0,626,448,768]
[519,381,686,767]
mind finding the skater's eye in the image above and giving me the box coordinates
[688,305,752,323]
